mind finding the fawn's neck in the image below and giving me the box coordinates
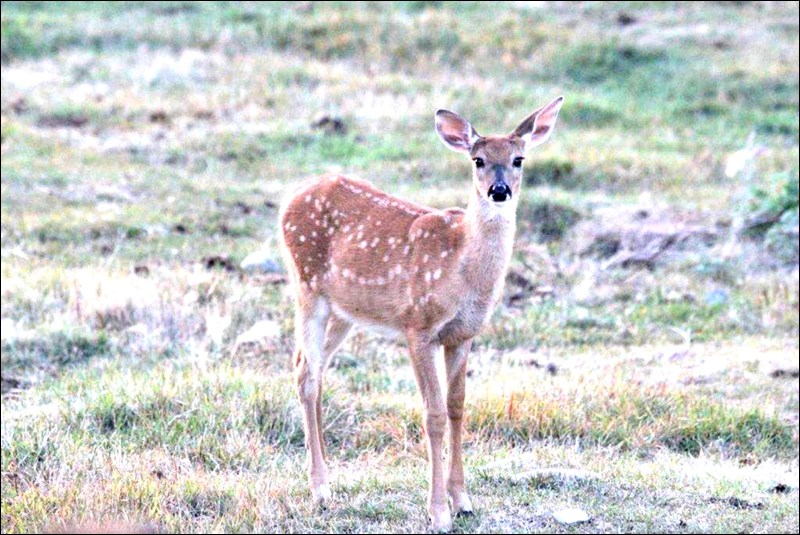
[462,187,517,296]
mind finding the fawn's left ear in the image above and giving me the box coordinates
[511,96,564,150]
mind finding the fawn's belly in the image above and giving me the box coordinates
[329,301,405,340]
[324,277,492,346]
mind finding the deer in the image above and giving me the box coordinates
[278,96,564,532]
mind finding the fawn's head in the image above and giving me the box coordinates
[435,96,564,218]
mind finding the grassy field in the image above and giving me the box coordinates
[1,1,798,533]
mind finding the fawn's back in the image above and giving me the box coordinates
[280,174,476,337]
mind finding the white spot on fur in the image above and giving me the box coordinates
[433,269,442,280]
[299,235,306,242]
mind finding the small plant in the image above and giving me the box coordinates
[740,172,799,264]
[746,172,799,227]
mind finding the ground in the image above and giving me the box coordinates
[1,1,798,533]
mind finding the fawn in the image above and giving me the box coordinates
[279,96,564,531]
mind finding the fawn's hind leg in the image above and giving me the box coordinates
[315,314,353,460]
[293,294,331,504]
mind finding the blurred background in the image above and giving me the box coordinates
[1,2,798,533]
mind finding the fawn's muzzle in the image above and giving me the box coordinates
[488,182,512,203]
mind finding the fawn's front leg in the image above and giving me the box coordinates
[407,331,451,532]
[445,340,473,515]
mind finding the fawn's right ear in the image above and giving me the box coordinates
[435,110,481,153]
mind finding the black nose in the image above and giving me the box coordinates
[488,183,512,202]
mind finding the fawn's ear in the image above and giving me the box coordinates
[435,109,481,153]
[512,96,564,150]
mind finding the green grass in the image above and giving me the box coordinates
[2,1,798,533]
[2,338,797,533]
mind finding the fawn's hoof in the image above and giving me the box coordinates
[451,491,474,516]
[311,483,332,506]
[429,508,453,533]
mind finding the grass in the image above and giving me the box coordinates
[2,338,797,533]
[1,1,798,533]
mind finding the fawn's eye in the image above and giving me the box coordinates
[513,157,524,168]
[473,158,485,168]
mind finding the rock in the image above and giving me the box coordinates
[240,250,285,273]
[203,255,237,272]
[769,368,800,379]
[235,320,281,346]
[704,288,729,307]
[769,483,790,493]
[552,508,590,524]
[617,12,637,26]
[311,114,347,135]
